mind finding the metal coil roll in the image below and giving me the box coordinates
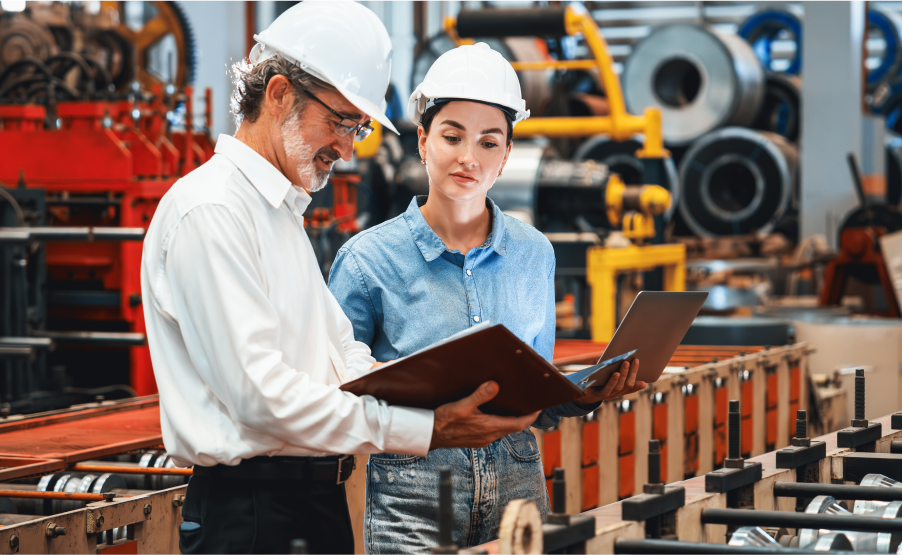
[751,74,801,143]
[738,8,802,75]
[678,127,797,237]
[868,8,902,95]
[572,135,680,221]
[886,134,902,208]
[623,24,765,146]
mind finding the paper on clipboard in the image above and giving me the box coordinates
[565,349,637,391]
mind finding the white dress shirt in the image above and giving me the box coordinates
[141,134,434,467]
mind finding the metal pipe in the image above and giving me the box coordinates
[701,508,902,533]
[0,490,117,502]
[614,538,831,554]
[0,227,145,245]
[31,331,146,347]
[773,482,902,502]
[71,464,192,476]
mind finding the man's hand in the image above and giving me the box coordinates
[575,359,646,406]
[430,381,540,450]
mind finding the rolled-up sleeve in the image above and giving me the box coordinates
[166,205,433,456]
[531,255,600,430]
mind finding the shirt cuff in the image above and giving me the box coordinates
[385,406,434,456]
[566,400,602,416]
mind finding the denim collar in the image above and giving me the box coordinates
[403,196,508,262]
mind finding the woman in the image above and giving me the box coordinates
[328,43,645,553]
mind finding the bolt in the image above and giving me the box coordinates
[143,503,152,516]
[96,513,104,527]
[45,523,66,538]
[172,494,185,507]
[792,410,811,448]
[725,400,745,468]
[552,468,566,515]
[644,440,666,495]
[9,535,18,550]
[796,410,807,439]
[853,368,866,425]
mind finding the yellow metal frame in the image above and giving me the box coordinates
[443,7,667,157]
[586,244,686,342]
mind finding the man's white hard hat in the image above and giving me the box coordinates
[249,0,399,134]
[407,42,530,128]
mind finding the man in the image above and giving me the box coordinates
[140,2,560,553]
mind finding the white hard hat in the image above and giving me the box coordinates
[407,42,530,128]
[249,0,399,134]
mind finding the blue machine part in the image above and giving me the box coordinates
[738,10,802,76]
[867,8,902,88]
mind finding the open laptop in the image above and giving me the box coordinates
[567,291,708,389]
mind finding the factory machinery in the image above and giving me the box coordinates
[0,1,215,414]
[2,347,899,554]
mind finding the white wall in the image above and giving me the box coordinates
[178,1,246,138]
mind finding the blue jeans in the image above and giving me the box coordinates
[364,430,549,554]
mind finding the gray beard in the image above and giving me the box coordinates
[281,110,330,192]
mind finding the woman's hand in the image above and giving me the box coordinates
[574,359,646,407]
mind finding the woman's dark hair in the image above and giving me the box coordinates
[230,54,336,125]
[420,99,515,147]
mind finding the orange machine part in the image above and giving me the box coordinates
[652,400,668,480]
[619,453,634,499]
[542,429,562,479]
[582,420,599,466]
[714,387,727,467]
[99,541,138,555]
[582,464,599,511]
[741,379,753,456]
[619,410,635,455]
[684,393,699,477]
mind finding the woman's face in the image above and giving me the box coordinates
[418,101,512,202]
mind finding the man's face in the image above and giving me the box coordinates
[278,88,370,192]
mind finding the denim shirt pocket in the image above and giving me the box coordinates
[370,452,422,465]
[502,430,542,462]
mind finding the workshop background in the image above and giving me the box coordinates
[2,1,902,554]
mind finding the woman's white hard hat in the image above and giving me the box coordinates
[249,0,399,134]
[407,42,530,127]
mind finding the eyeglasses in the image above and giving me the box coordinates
[301,87,374,143]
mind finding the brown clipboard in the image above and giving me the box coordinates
[339,324,583,416]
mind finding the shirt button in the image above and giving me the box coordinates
[466,269,472,276]
[473,316,480,322]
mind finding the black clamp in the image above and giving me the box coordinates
[892,411,902,430]
[544,468,595,554]
[621,440,685,539]
[776,410,826,470]
[705,400,762,496]
[836,369,882,450]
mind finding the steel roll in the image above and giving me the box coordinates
[887,133,902,206]
[868,8,902,94]
[751,74,801,143]
[678,127,796,237]
[623,24,765,146]
[738,8,802,75]
[573,135,680,221]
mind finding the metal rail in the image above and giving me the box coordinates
[70,464,192,476]
[613,538,846,554]
[773,482,902,502]
[0,490,116,502]
[701,508,902,533]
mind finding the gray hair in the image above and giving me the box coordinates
[230,54,337,127]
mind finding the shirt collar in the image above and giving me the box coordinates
[214,134,293,210]
[403,196,508,262]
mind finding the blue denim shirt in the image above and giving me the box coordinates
[328,196,595,428]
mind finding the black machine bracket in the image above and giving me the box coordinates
[544,468,596,553]
[836,369,882,450]
[706,400,762,494]
[892,412,902,430]
[622,440,685,527]
[775,410,826,470]
[841,452,902,483]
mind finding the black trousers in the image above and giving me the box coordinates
[178,474,355,554]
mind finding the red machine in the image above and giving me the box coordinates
[0,88,215,395]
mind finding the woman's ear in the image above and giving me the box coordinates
[498,141,513,175]
[417,126,427,162]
